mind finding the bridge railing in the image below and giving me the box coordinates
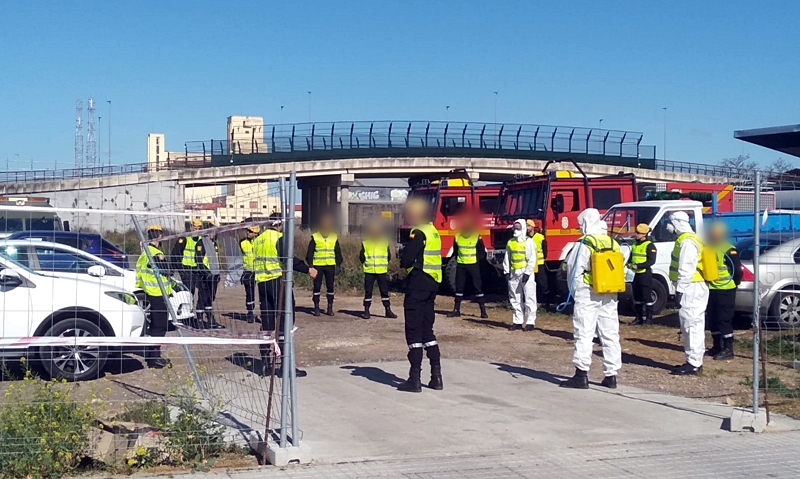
[0,163,148,183]
[654,159,756,179]
[185,121,657,160]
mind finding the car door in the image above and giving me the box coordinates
[0,262,33,338]
[31,245,126,290]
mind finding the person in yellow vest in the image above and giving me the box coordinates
[503,219,537,331]
[628,223,658,325]
[398,198,442,393]
[306,214,342,316]
[240,224,260,323]
[253,216,317,377]
[668,211,709,375]
[135,224,172,369]
[171,218,203,310]
[447,215,488,319]
[705,221,741,361]
[527,219,551,310]
[359,220,397,319]
[560,208,621,389]
[195,224,223,329]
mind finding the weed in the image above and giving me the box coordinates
[742,375,800,399]
[737,334,800,362]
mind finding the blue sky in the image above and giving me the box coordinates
[0,1,797,170]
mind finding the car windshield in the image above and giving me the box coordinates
[736,237,791,261]
[498,183,545,219]
[603,206,660,238]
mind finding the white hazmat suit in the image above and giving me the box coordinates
[563,209,622,385]
[670,211,709,372]
[503,219,537,328]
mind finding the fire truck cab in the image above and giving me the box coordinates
[487,161,638,275]
[398,169,500,290]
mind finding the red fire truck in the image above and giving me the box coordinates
[643,182,776,212]
[398,169,501,290]
[486,161,638,272]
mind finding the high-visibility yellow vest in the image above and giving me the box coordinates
[630,240,652,274]
[532,232,545,266]
[455,232,479,265]
[312,232,338,266]
[408,223,442,283]
[507,238,528,271]
[709,242,736,290]
[253,229,283,283]
[136,244,174,297]
[669,232,704,283]
[241,238,255,271]
[182,237,199,267]
[362,239,389,274]
[580,234,620,285]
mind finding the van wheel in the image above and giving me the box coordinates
[650,280,668,315]
[39,318,108,382]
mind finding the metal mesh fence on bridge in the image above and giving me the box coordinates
[0,174,303,475]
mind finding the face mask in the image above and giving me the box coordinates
[514,228,526,240]
[666,223,675,234]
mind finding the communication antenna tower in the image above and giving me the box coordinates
[74,100,84,169]
[86,98,97,168]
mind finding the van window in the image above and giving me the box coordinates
[479,196,498,215]
[592,188,622,210]
[651,210,697,243]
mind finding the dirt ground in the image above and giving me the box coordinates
[2,287,799,420]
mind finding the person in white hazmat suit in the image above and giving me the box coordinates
[668,211,709,375]
[560,209,621,389]
[503,219,537,331]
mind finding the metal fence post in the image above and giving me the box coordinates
[287,171,300,446]
[752,170,761,417]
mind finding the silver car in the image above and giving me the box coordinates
[735,234,800,329]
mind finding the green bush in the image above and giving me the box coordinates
[0,370,101,479]
[292,229,404,292]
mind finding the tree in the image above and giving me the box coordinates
[766,157,793,174]
[719,154,757,170]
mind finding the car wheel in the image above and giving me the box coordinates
[39,318,108,382]
[768,288,800,330]
[444,257,458,293]
[650,280,668,315]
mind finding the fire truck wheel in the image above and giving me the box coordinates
[445,257,458,293]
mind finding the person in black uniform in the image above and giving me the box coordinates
[398,198,443,393]
[359,220,398,319]
[195,229,223,329]
[306,214,343,316]
[172,219,203,302]
[705,222,742,360]
[629,223,658,325]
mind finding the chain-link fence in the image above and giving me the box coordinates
[0,173,305,476]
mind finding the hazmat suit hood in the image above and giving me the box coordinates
[578,209,603,236]
[669,211,693,235]
[513,218,528,241]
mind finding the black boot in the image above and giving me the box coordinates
[313,302,321,317]
[428,365,443,390]
[714,337,735,361]
[645,305,654,325]
[706,335,722,357]
[630,304,644,325]
[447,303,461,318]
[325,302,334,316]
[509,324,522,331]
[384,307,398,319]
[601,375,617,389]
[146,347,170,369]
[398,367,422,393]
[671,362,702,375]
[247,312,256,324]
[207,309,224,329]
[559,368,589,389]
[361,305,371,320]
[479,302,488,319]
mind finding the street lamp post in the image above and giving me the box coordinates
[107,100,112,165]
[307,92,311,125]
[662,107,667,161]
[493,92,498,148]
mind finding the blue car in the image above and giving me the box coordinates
[5,231,129,269]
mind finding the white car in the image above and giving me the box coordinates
[0,253,145,381]
[0,239,195,323]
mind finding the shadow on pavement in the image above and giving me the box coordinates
[619,351,676,371]
[461,317,511,329]
[536,328,574,342]
[339,309,366,319]
[341,365,405,387]
[627,337,685,352]
[491,363,567,385]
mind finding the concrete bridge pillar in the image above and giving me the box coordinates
[340,173,354,234]
[298,175,340,231]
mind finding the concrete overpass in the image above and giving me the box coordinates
[0,120,744,231]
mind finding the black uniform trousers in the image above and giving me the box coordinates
[707,289,736,338]
[312,265,336,306]
[404,287,440,369]
[535,266,550,305]
[257,277,282,366]
[196,274,220,316]
[241,271,256,315]
[180,269,199,303]
[455,263,483,300]
[632,271,654,315]
[364,273,391,307]
[145,294,169,359]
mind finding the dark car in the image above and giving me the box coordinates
[5,231,129,269]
